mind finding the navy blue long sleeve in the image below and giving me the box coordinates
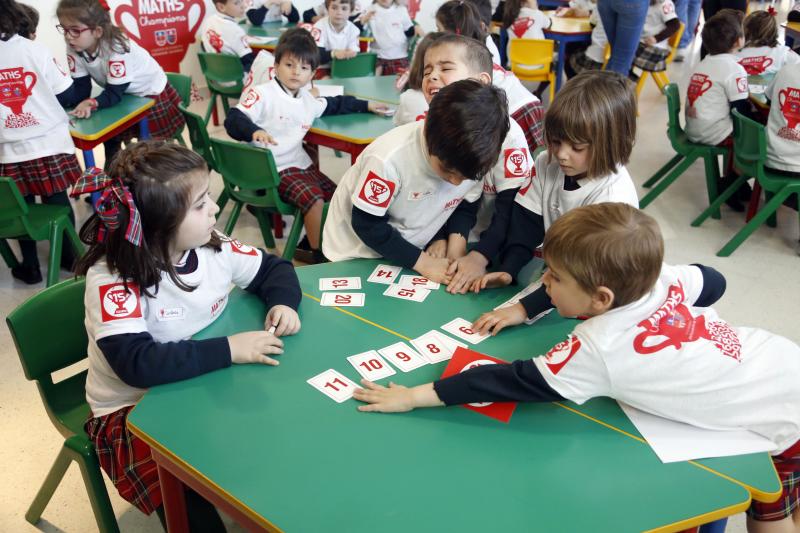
[245,249,302,310]
[302,6,318,22]
[321,95,368,115]
[247,5,299,25]
[94,82,130,109]
[72,75,92,101]
[351,206,422,268]
[692,264,726,307]
[241,51,256,73]
[319,47,332,64]
[444,197,480,240]
[55,82,82,108]
[472,188,519,261]
[224,107,261,142]
[497,203,545,282]
[519,285,553,320]
[434,359,564,405]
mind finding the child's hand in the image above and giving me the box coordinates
[469,271,512,293]
[471,303,527,336]
[353,380,444,412]
[414,24,425,36]
[252,130,277,145]
[69,99,96,119]
[280,0,293,15]
[266,304,301,336]
[643,36,657,46]
[445,234,467,262]
[414,252,452,284]
[446,251,488,294]
[367,101,390,115]
[359,11,375,23]
[333,49,358,60]
[554,6,571,16]
[228,331,284,365]
[425,239,447,258]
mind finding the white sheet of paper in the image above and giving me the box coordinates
[347,350,396,380]
[441,318,489,344]
[314,84,344,97]
[367,264,402,285]
[320,292,365,307]
[619,402,777,463]
[397,275,440,290]
[433,330,467,351]
[494,278,553,325]
[383,284,431,302]
[319,277,361,291]
[378,342,428,372]
[247,36,278,44]
[411,330,465,363]
[307,369,359,403]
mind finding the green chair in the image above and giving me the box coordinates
[331,52,378,78]
[6,278,119,533]
[165,72,192,146]
[178,105,230,216]
[691,110,800,256]
[639,84,729,219]
[407,34,420,62]
[209,138,305,259]
[197,52,244,125]
[0,177,83,287]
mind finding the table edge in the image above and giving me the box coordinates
[69,99,155,141]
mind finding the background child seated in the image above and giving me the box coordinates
[630,0,680,79]
[764,62,800,180]
[436,0,502,66]
[394,32,444,125]
[359,0,420,75]
[735,9,800,77]
[247,0,300,25]
[502,0,551,47]
[312,0,361,72]
[201,0,257,73]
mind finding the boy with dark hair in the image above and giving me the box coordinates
[312,0,361,70]
[201,0,256,72]
[353,202,800,533]
[322,79,510,283]
[224,28,388,263]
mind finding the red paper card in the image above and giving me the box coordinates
[440,347,518,423]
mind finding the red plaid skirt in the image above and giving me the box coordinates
[85,406,162,515]
[118,83,185,142]
[748,441,800,521]
[278,165,337,213]
[512,101,545,152]
[0,152,82,197]
[378,57,409,76]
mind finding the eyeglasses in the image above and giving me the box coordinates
[55,25,93,38]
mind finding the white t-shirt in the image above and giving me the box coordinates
[322,121,483,261]
[394,88,428,125]
[244,50,276,90]
[735,45,800,76]
[201,12,252,58]
[67,39,167,97]
[506,7,550,41]
[765,63,800,172]
[313,17,361,67]
[685,54,749,145]
[585,14,607,63]
[367,4,414,60]
[534,264,800,454]
[472,119,531,240]
[233,79,328,171]
[515,150,639,230]
[0,35,75,164]
[641,0,677,49]
[492,63,539,115]
[84,236,264,417]
[486,35,503,67]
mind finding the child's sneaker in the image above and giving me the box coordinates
[674,48,686,62]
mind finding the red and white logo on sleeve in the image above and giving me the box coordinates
[230,239,258,256]
[504,147,529,178]
[357,171,396,208]
[108,60,126,79]
[241,88,259,108]
[99,283,143,322]
[53,58,67,76]
[67,54,75,73]
[544,335,581,375]
[736,76,748,94]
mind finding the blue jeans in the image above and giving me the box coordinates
[597,0,649,75]
[674,0,701,49]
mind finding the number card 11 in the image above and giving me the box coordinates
[346,351,396,380]
[307,369,359,403]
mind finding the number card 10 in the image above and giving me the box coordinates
[346,351,396,380]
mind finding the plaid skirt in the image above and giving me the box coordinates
[512,101,545,151]
[747,441,800,521]
[377,57,409,76]
[633,42,670,72]
[0,152,82,197]
[569,50,604,75]
[85,406,162,515]
[278,165,337,214]
[118,83,185,143]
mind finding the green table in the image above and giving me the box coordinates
[245,21,293,50]
[128,259,778,533]
[748,73,775,110]
[306,113,395,164]
[316,75,401,105]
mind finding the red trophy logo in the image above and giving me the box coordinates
[99,283,143,322]
[358,172,395,207]
[112,0,206,73]
[0,67,37,115]
[779,87,800,130]
[687,73,712,107]
[738,56,773,75]
[504,148,528,178]
[511,17,534,38]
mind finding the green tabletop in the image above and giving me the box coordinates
[245,21,293,47]
[68,93,153,143]
[128,261,764,532]
[309,113,395,144]
[316,75,401,105]
[748,73,775,109]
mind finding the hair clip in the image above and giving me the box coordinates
[767,6,777,16]
[70,167,143,246]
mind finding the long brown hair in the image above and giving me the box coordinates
[502,0,526,29]
[436,0,486,41]
[75,142,221,296]
[743,10,778,48]
[56,0,130,54]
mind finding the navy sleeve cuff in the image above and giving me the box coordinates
[445,198,480,240]
[519,285,553,320]
[351,206,422,268]
[94,82,130,108]
[472,188,518,261]
[245,250,302,310]
[247,6,268,25]
[322,95,368,115]
[691,263,727,307]
[224,108,262,142]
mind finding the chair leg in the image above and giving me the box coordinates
[46,221,63,287]
[643,153,684,189]
[281,210,306,260]
[224,201,243,236]
[215,190,230,218]
[639,153,698,209]
[691,174,748,227]
[0,238,20,268]
[548,76,555,104]
[67,437,120,533]
[653,72,669,93]
[252,208,277,249]
[635,72,648,100]
[203,94,218,125]
[702,153,723,220]
[764,191,777,228]
[221,96,231,118]
[25,445,72,525]
[717,187,791,256]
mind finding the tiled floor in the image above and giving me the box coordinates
[2,30,798,533]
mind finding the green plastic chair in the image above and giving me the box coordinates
[331,52,378,78]
[178,105,230,216]
[6,278,119,533]
[639,84,729,219]
[197,52,244,125]
[407,34,420,61]
[691,110,800,256]
[0,177,84,286]
[209,138,305,259]
[165,72,192,146]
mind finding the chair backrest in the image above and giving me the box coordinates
[407,34,420,61]
[6,277,90,438]
[331,52,378,78]
[731,110,766,181]
[197,52,244,93]
[166,71,192,107]
[0,177,33,237]
[508,39,554,78]
[209,137,290,212]
[179,105,218,172]
[663,83,685,144]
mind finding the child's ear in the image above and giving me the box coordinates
[478,71,492,85]
[591,286,615,314]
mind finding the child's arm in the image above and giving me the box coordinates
[648,17,680,45]
[224,107,269,142]
[319,95,390,116]
[70,82,130,118]
[244,252,303,336]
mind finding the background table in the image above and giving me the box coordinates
[543,12,592,92]
[246,21,373,52]
[306,113,395,163]
[315,75,400,105]
[128,259,779,533]
[783,21,799,47]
